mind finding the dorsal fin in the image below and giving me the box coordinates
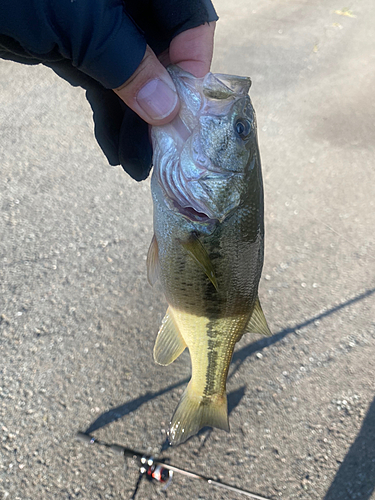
[245,296,272,336]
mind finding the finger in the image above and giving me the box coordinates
[114,45,180,126]
[168,22,216,77]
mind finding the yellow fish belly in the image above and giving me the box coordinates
[154,306,249,445]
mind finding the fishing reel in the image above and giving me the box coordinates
[76,432,173,499]
[139,455,173,484]
[76,431,269,500]
[131,455,173,499]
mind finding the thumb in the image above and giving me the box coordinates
[114,46,180,126]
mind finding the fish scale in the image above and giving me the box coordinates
[148,66,271,445]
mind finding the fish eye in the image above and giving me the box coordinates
[234,119,251,139]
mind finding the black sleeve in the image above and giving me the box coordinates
[0,0,146,88]
[124,0,219,55]
[0,0,218,181]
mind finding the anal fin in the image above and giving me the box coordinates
[245,296,272,336]
[154,308,187,366]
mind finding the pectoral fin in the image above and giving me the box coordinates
[245,296,272,336]
[146,234,160,286]
[154,308,187,366]
[179,233,219,291]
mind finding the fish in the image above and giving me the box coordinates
[147,66,271,446]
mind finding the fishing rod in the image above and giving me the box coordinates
[76,432,270,500]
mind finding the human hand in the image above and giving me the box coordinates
[114,22,216,126]
[0,0,217,179]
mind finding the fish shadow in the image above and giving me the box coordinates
[85,379,188,434]
[323,395,375,500]
[85,287,375,442]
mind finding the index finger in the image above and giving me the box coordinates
[168,22,216,77]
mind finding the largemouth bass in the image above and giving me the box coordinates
[148,66,271,446]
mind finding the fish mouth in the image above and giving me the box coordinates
[173,201,214,223]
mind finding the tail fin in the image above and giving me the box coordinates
[168,383,229,446]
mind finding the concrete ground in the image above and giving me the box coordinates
[1,0,374,499]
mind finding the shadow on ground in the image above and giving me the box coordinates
[324,395,375,500]
[86,287,375,436]
[84,288,375,490]
[230,287,375,376]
